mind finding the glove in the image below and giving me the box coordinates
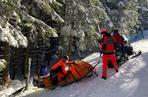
[100,50,103,54]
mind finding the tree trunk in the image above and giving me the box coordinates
[12,47,19,79]
[68,36,73,58]
[25,35,31,90]
[25,57,31,90]
[2,42,10,84]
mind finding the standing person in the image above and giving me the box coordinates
[112,30,128,62]
[112,29,125,54]
[112,30,124,46]
[100,29,119,80]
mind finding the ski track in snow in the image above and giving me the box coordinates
[20,30,148,97]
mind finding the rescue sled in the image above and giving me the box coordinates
[34,61,95,89]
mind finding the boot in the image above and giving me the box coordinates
[116,69,119,73]
[101,76,107,80]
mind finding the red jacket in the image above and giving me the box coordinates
[113,32,124,45]
[51,59,74,74]
[100,35,116,54]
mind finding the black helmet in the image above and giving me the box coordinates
[113,29,119,34]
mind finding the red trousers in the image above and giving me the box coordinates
[102,54,118,77]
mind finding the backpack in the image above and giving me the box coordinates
[105,36,114,44]
[118,35,124,45]
[102,36,115,50]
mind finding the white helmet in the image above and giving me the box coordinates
[122,35,129,42]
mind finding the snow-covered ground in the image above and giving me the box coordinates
[19,30,148,97]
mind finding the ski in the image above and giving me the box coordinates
[128,50,142,59]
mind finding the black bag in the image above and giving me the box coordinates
[125,46,133,55]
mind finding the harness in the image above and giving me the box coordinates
[102,36,116,54]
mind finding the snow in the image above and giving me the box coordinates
[0,59,6,71]
[0,80,26,97]
[19,30,148,97]
[0,21,28,48]
[141,7,148,12]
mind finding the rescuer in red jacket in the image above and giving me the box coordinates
[112,29,124,46]
[112,29,127,62]
[100,29,119,79]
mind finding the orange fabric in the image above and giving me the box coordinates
[53,61,94,87]
[69,66,80,80]
[57,72,65,80]
[51,59,75,80]
[73,65,85,78]
[51,59,67,74]
[43,76,52,88]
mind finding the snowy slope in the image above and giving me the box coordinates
[20,30,148,97]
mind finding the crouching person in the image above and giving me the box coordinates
[50,55,75,87]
